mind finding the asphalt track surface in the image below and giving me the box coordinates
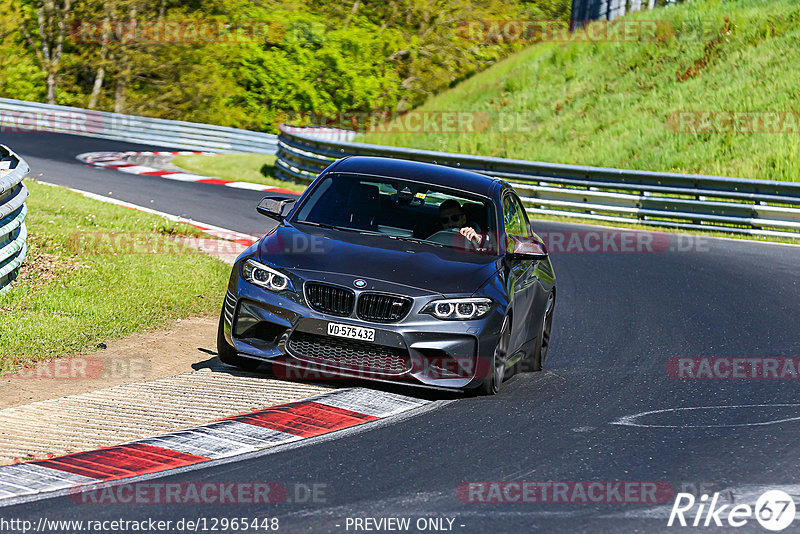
[3,131,272,235]
[2,130,800,533]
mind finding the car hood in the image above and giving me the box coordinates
[257,224,501,296]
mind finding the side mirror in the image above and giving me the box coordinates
[257,196,297,221]
[506,235,548,261]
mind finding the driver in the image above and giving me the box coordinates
[438,199,482,245]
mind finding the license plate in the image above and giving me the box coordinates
[327,322,375,342]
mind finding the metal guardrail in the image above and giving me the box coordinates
[282,126,356,143]
[0,146,29,294]
[0,98,277,154]
[276,125,800,240]
[571,0,683,25]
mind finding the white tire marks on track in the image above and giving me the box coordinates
[611,404,800,428]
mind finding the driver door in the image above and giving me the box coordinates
[502,192,537,358]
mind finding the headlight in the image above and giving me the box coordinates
[421,298,492,320]
[242,259,294,292]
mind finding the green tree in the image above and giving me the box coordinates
[16,0,73,103]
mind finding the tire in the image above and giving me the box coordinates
[531,291,555,372]
[216,310,262,371]
[477,314,511,396]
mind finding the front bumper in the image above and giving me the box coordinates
[222,278,503,391]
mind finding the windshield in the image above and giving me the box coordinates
[292,172,499,254]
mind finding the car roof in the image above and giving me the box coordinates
[329,156,504,197]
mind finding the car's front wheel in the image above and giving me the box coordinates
[477,314,511,396]
[531,291,555,371]
[216,310,262,371]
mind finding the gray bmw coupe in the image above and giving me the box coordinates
[218,156,555,395]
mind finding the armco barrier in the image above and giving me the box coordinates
[0,98,277,154]
[571,0,684,25]
[0,146,29,294]
[275,125,800,240]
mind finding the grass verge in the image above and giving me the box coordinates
[172,153,307,193]
[0,179,231,375]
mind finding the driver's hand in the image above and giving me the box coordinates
[459,226,480,244]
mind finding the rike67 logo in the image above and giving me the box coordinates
[668,490,796,531]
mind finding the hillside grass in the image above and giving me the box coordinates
[359,0,800,182]
[0,180,230,374]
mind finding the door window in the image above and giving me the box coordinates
[502,193,530,250]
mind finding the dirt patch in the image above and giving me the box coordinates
[0,316,220,409]
[14,245,89,291]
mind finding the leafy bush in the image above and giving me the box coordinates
[0,0,570,131]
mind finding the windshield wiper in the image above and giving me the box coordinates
[295,220,339,230]
[297,221,379,235]
[385,235,446,247]
[299,222,448,246]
